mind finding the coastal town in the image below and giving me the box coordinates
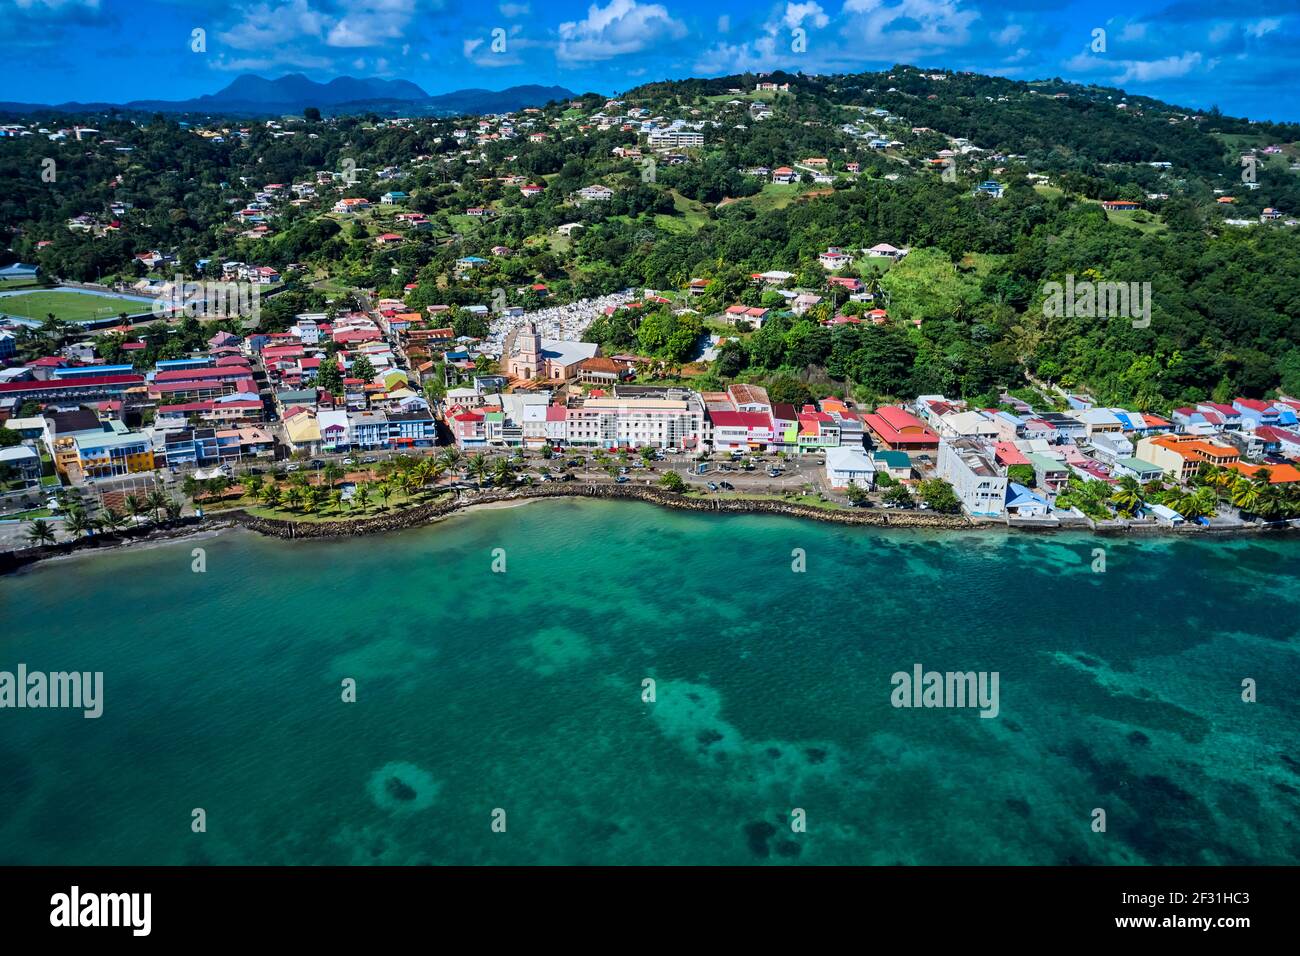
[3,271,1299,556]
[2,67,1300,557]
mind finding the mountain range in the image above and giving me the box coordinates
[0,74,577,118]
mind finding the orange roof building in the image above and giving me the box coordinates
[1138,434,1240,480]
[1228,462,1300,484]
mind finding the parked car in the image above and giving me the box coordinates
[342,457,356,465]
[615,475,629,484]
[707,481,719,491]
[285,463,301,472]
[768,468,782,477]
[361,456,378,464]
[720,481,735,490]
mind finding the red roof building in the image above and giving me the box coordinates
[862,406,939,451]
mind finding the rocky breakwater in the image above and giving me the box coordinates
[227,483,977,539]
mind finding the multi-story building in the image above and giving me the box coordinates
[938,439,1008,517]
[647,129,704,149]
[349,410,390,449]
[567,395,705,450]
[73,427,155,479]
[1137,435,1240,481]
[0,444,42,487]
[387,410,437,447]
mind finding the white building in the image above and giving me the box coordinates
[566,395,706,449]
[937,439,1007,517]
[1088,431,1134,464]
[938,410,999,440]
[825,445,877,490]
[647,129,704,149]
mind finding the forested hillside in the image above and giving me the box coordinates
[3,64,1299,409]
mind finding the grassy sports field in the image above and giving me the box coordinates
[0,289,150,323]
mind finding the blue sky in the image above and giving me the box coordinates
[0,0,1295,121]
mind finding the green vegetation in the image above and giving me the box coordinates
[2,66,1298,410]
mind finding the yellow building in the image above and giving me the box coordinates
[73,430,155,479]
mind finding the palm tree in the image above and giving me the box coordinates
[124,494,147,525]
[262,484,282,508]
[25,519,57,546]
[98,507,127,535]
[353,484,371,511]
[1177,486,1219,521]
[467,453,490,486]
[146,489,168,522]
[1229,475,1263,514]
[243,473,265,500]
[398,468,422,502]
[331,489,344,512]
[376,481,394,509]
[492,457,514,488]
[283,486,304,512]
[424,460,445,491]
[439,446,463,472]
[63,507,93,539]
[414,458,437,490]
[1109,476,1144,517]
[164,498,184,521]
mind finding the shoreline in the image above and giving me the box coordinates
[2,483,1296,574]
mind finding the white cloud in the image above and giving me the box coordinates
[326,0,420,48]
[1245,18,1281,39]
[209,52,335,72]
[830,0,979,66]
[557,0,687,63]
[1115,51,1204,83]
[218,0,329,51]
[1207,22,1234,44]
[499,2,530,16]
[219,0,439,54]
[783,2,828,31]
[717,14,729,34]
[11,0,98,10]
[994,24,1024,46]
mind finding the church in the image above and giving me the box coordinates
[505,321,599,383]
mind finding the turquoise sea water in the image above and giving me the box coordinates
[1,499,1297,865]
